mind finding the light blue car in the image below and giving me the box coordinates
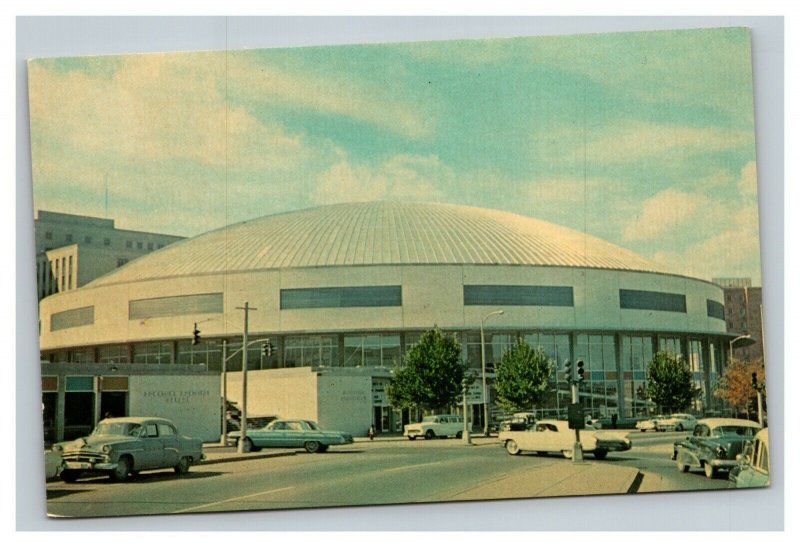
[228,419,354,453]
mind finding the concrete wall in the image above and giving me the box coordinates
[317,374,372,435]
[39,263,727,351]
[128,375,220,442]
[224,368,372,436]
[225,368,319,422]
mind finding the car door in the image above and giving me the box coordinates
[138,422,163,470]
[157,422,180,467]
[284,421,307,447]
[255,421,286,448]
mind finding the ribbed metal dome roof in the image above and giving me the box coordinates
[87,202,670,287]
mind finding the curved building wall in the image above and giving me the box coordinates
[39,264,726,350]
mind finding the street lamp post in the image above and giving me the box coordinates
[729,334,752,364]
[481,309,504,437]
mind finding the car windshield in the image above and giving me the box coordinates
[714,426,758,436]
[92,422,142,437]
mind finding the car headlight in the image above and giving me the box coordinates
[101,445,111,454]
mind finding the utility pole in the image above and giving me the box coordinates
[236,302,257,453]
[220,339,228,445]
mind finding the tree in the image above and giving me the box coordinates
[494,339,553,412]
[387,327,465,413]
[646,351,701,413]
[715,358,766,419]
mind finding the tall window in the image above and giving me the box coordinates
[621,335,654,416]
[343,334,401,368]
[575,334,618,417]
[283,335,338,368]
[176,339,223,370]
[97,345,129,364]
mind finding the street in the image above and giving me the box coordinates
[46,431,731,518]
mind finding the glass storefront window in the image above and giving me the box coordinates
[176,339,224,370]
[344,334,401,368]
[283,335,338,368]
[97,345,129,364]
[132,341,172,364]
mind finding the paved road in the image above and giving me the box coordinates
[45,433,729,518]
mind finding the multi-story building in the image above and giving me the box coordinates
[34,210,184,300]
[712,277,764,362]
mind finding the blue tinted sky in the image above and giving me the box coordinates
[28,27,761,283]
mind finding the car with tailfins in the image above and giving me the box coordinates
[672,418,761,479]
[656,413,697,432]
[635,415,666,432]
[499,419,632,459]
[227,418,354,453]
[53,416,204,482]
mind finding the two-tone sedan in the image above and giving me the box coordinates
[673,418,761,479]
[228,419,354,453]
[53,417,204,482]
[499,419,632,459]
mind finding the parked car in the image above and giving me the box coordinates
[733,428,770,488]
[404,414,469,440]
[672,418,761,479]
[227,419,354,453]
[636,415,666,432]
[499,412,537,432]
[657,413,697,432]
[591,415,646,430]
[499,419,632,459]
[53,416,204,482]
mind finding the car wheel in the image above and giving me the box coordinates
[676,423,683,432]
[60,470,80,483]
[305,440,321,453]
[424,429,435,440]
[704,461,717,479]
[562,450,573,459]
[174,456,190,474]
[241,437,254,453]
[594,449,608,460]
[456,431,463,439]
[505,440,521,455]
[676,458,689,473]
[110,456,132,482]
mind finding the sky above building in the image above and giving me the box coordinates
[27,27,761,284]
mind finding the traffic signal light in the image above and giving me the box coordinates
[192,323,201,345]
[576,360,585,382]
[261,338,274,357]
[564,360,573,384]
[267,342,273,357]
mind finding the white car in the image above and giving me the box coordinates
[636,415,666,432]
[404,414,469,440]
[498,419,632,459]
[657,413,697,432]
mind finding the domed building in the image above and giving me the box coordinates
[39,201,733,439]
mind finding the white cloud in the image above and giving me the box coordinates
[313,154,449,205]
[226,53,433,140]
[622,188,722,242]
[581,122,753,165]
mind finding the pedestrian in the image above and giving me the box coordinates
[368,424,375,440]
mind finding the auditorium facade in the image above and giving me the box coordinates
[38,202,735,439]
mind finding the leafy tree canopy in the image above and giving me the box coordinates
[387,327,465,413]
[646,351,701,414]
[714,358,766,416]
[494,339,553,412]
